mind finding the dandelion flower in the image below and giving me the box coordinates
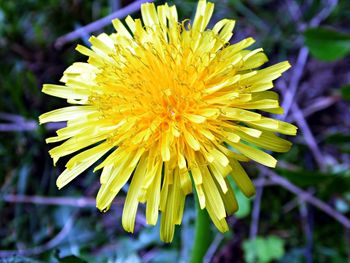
[39,0,297,242]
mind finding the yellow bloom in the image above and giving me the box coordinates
[40,0,296,242]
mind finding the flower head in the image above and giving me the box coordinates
[40,0,297,242]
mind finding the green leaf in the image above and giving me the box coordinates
[280,248,306,263]
[235,188,251,219]
[325,132,350,144]
[304,27,350,61]
[314,246,348,263]
[340,85,350,101]
[324,132,350,154]
[277,168,335,187]
[59,255,87,263]
[243,236,285,263]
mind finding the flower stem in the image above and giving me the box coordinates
[190,196,213,263]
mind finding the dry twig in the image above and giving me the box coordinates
[55,0,153,48]
[291,102,325,170]
[2,194,124,207]
[249,176,265,240]
[0,112,66,132]
[265,169,350,229]
[0,213,76,257]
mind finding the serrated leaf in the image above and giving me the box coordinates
[304,27,350,61]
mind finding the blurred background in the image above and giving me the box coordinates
[1,0,350,262]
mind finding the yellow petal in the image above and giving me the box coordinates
[56,143,112,189]
[201,165,226,219]
[231,142,277,168]
[122,155,147,233]
[141,3,159,28]
[218,178,238,215]
[146,160,163,225]
[230,160,256,197]
[183,129,201,151]
[39,106,96,124]
[96,150,140,211]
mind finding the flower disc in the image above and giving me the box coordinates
[40,0,297,242]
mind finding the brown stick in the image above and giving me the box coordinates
[2,194,124,207]
[265,169,350,229]
[55,0,153,48]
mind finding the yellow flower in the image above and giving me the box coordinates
[39,0,296,242]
